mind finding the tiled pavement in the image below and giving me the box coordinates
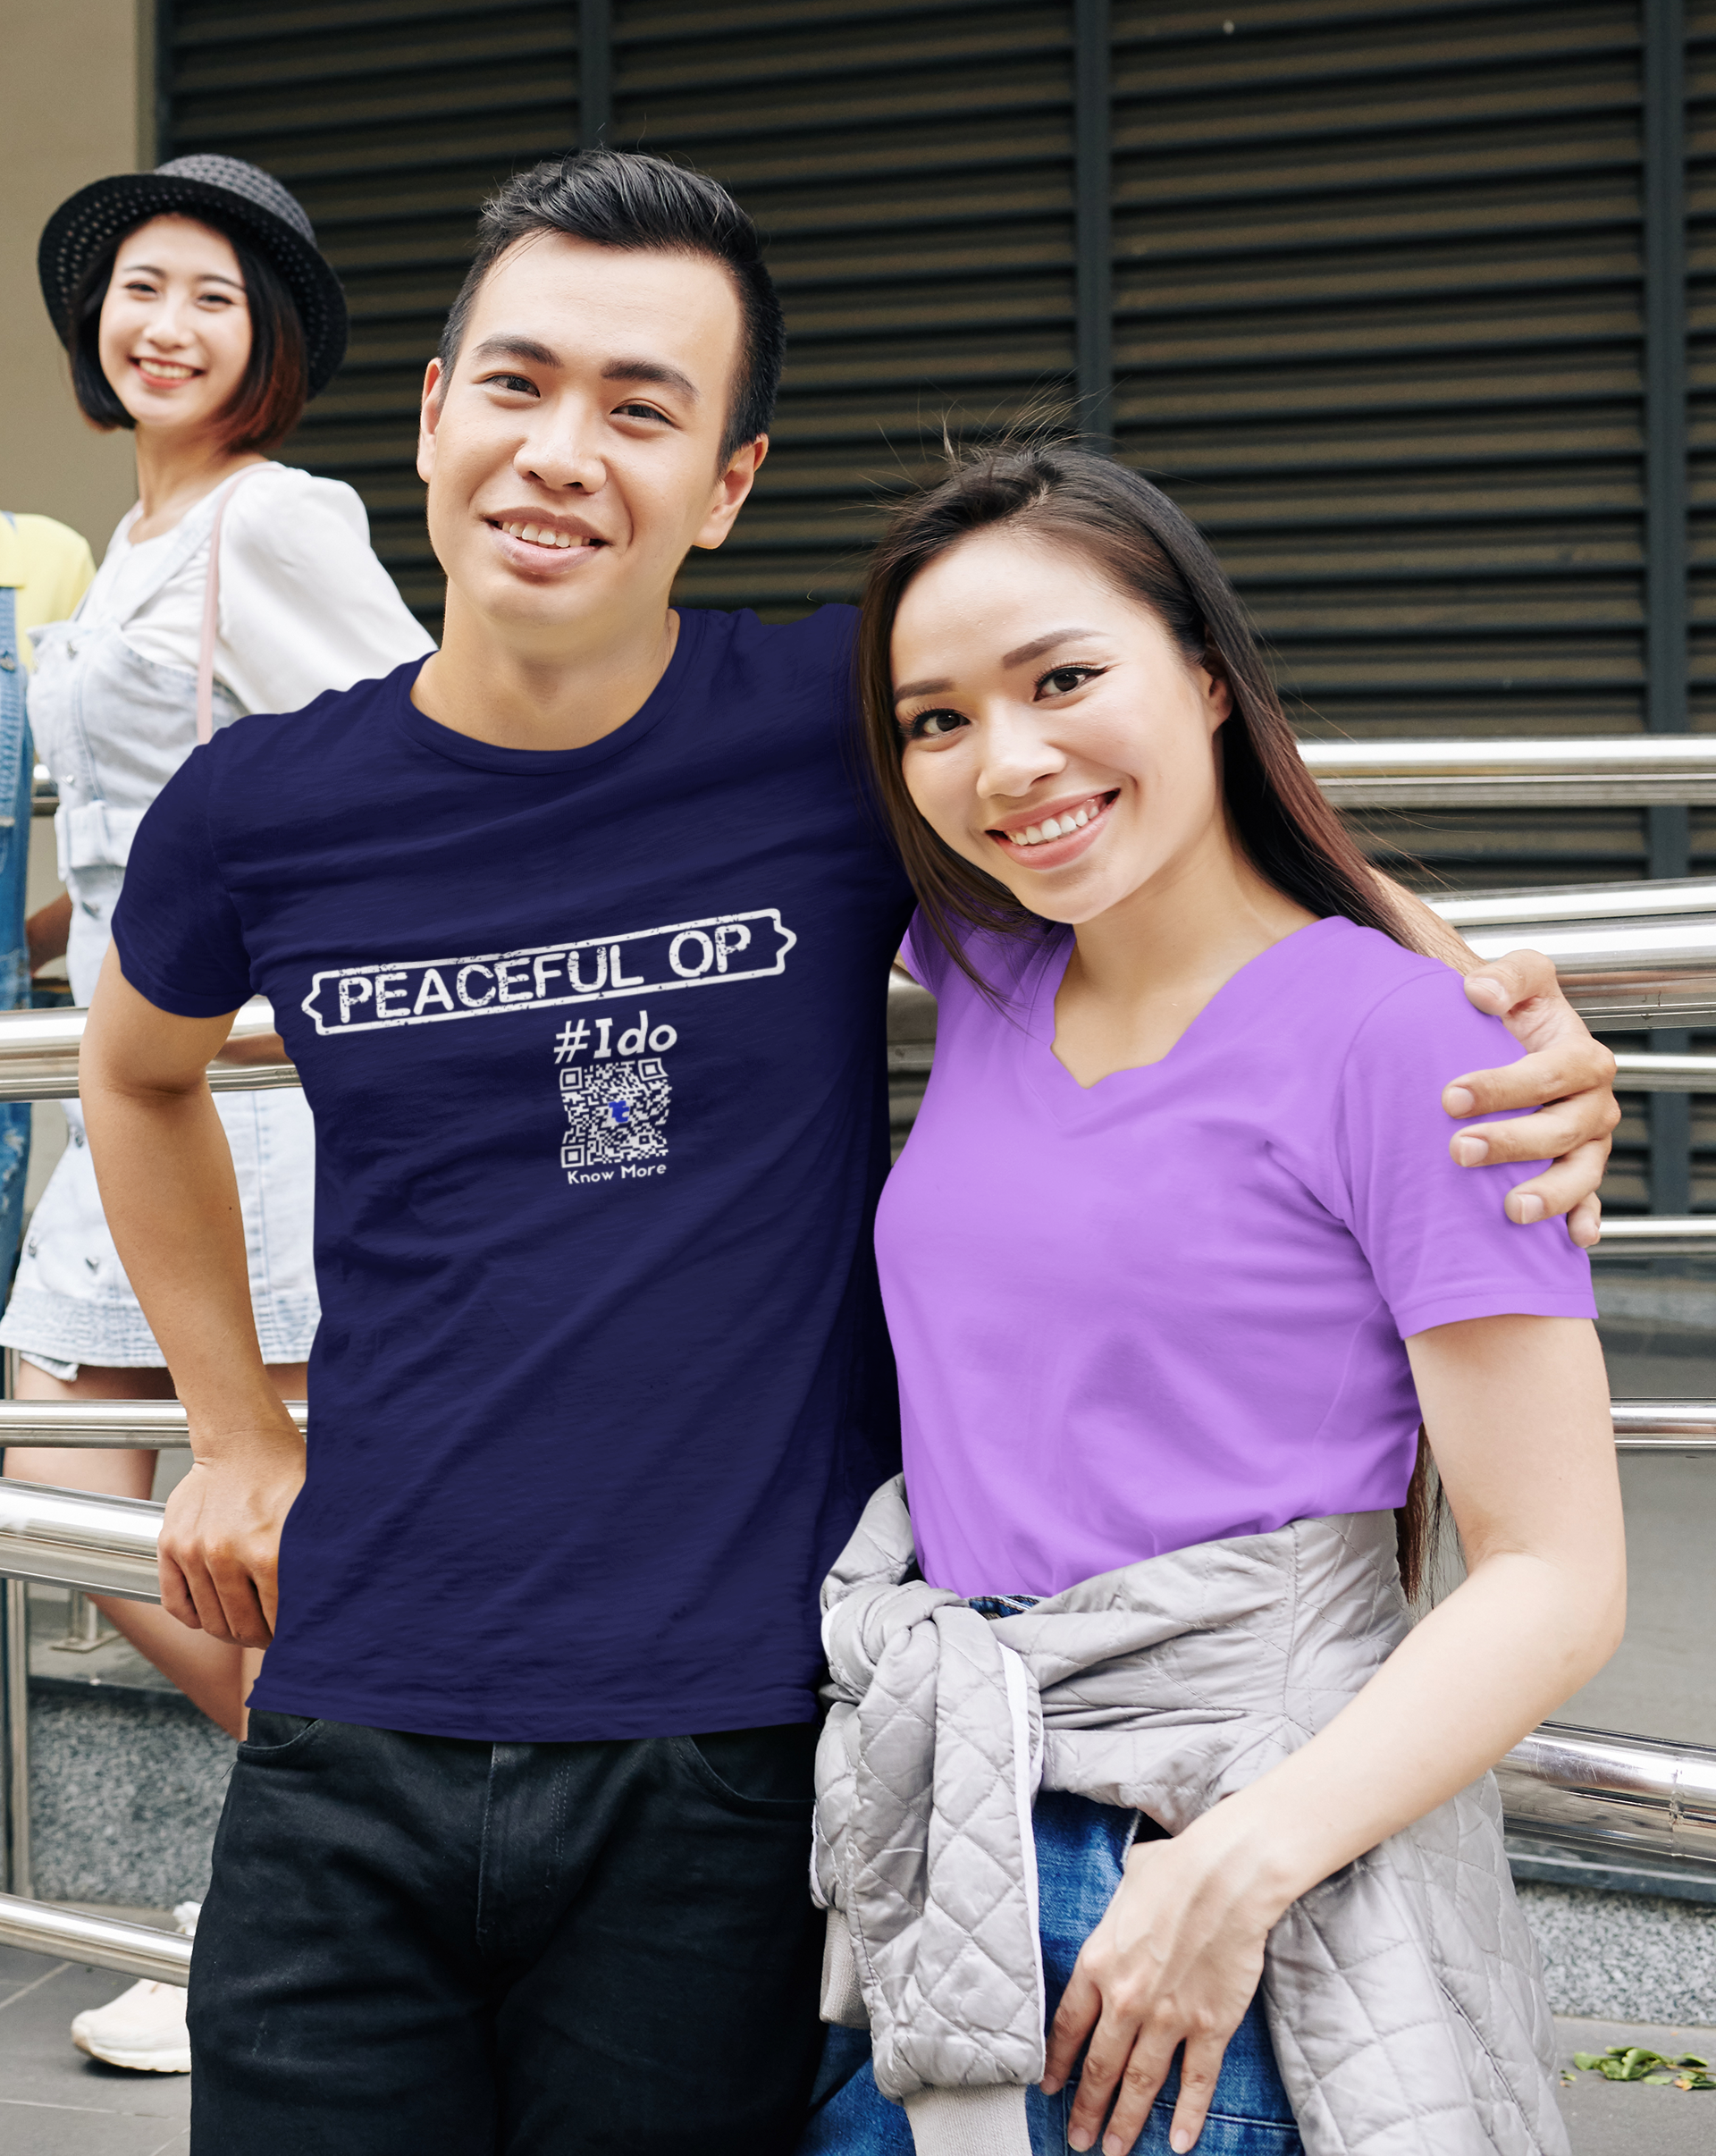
[0,1941,187,2156]
[2,1933,1711,2156]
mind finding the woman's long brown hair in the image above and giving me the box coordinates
[855,439,1441,1601]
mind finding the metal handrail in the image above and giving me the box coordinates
[0,1482,164,1600]
[0,997,294,1102]
[1302,737,1716,807]
[1612,1402,1716,1448]
[0,1400,305,1448]
[1497,1723,1716,1869]
[0,1477,1709,1968]
[4,871,1716,1093]
[0,1891,191,1984]
[887,880,1716,1031]
[1612,1052,1716,1091]
[1430,874,1716,929]
[0,1400,1691,1453]
[0,1719,1699,1989]
[1595,1217,1716,1257]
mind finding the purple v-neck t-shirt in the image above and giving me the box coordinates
[878,914,1596,1599]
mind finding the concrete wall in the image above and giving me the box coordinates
[0,0,149,554]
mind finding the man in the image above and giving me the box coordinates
[79,153,1616,2152]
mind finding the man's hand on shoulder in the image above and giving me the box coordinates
[158,1417,306,1646]
[1441,948,1618,1249]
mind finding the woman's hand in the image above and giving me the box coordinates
[1041,1823,1280,2156]
[212,1027,292,1068]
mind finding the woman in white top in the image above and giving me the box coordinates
[3,158,433,1765]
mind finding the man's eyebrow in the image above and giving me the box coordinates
[468,334,561,368]
[893,628,1107,705]
[601,358,699,402]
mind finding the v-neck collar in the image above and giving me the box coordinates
[1019,914,1351,1119]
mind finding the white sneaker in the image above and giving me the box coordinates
[70,1901,198,2074]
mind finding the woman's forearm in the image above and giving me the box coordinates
[27,893,72,972]
[1185,1544,1622,1915]
[1183,1313,1623,1919]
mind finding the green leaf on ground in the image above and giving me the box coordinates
[1569,2045,1716,2089]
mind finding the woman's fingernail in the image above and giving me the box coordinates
[1452,1133,1487,1166]
[1444,1085,1476,1116]
[1171,2134,1195,2155]
[1040,2076,1062,2095]
[1067,2132,1092,2152]
[1514,1193,1545,1223]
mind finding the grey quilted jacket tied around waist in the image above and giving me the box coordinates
[812,1478,1569,2156]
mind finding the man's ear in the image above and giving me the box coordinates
[692,434,769,552]
[416,357,445,484]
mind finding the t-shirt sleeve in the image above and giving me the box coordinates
[899,907,953,994]
[1328,967,1597,1336]
[109,745,255,1019]
[215,473,434,717]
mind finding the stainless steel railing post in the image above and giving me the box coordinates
[3,1577,29,1898]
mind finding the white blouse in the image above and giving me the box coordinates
[79,461,433,715]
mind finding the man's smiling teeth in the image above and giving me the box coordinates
[499,521,593,550]
[1010,802,1098,847]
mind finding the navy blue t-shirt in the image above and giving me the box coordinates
[112,606,913,1741]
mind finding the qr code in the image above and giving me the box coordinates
[559,1057,671,1169]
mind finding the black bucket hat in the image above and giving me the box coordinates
[38,155,348,399]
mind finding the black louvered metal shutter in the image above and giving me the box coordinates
[159,1,1680,1205]
[608,0,1078,619]
[1111,1,1661,1210]
[1114,0,1652,892]
[161,0,581,629]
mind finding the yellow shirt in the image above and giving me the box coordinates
[0,513,97,670]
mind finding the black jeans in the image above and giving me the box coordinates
[189,1710,826,2154]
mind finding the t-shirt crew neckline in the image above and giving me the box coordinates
[1022,912,1351,1119]
[390,606,706,777]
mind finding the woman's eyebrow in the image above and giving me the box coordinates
[894,627,1107,704]
[1000,627,1104,669]
[118,263,245,291]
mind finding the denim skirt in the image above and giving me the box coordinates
[799,1789,1304,2156]
[0,1089,319,1375]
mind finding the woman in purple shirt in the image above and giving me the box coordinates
[803,447,1620,2156]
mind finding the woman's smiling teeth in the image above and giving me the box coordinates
[134,358,197,382]
[498,521,596,551]
[1001,795,1110,848]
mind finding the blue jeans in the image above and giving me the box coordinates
[800,1790,1304,2156]
[0,556,30,1284]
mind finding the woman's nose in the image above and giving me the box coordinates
[978,712,1064,799]
[144,299,193,349]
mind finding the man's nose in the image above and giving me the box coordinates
[517,411,607,493]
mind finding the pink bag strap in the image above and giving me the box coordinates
[196,464,266,746]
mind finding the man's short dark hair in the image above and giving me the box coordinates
[440,152,785,460]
